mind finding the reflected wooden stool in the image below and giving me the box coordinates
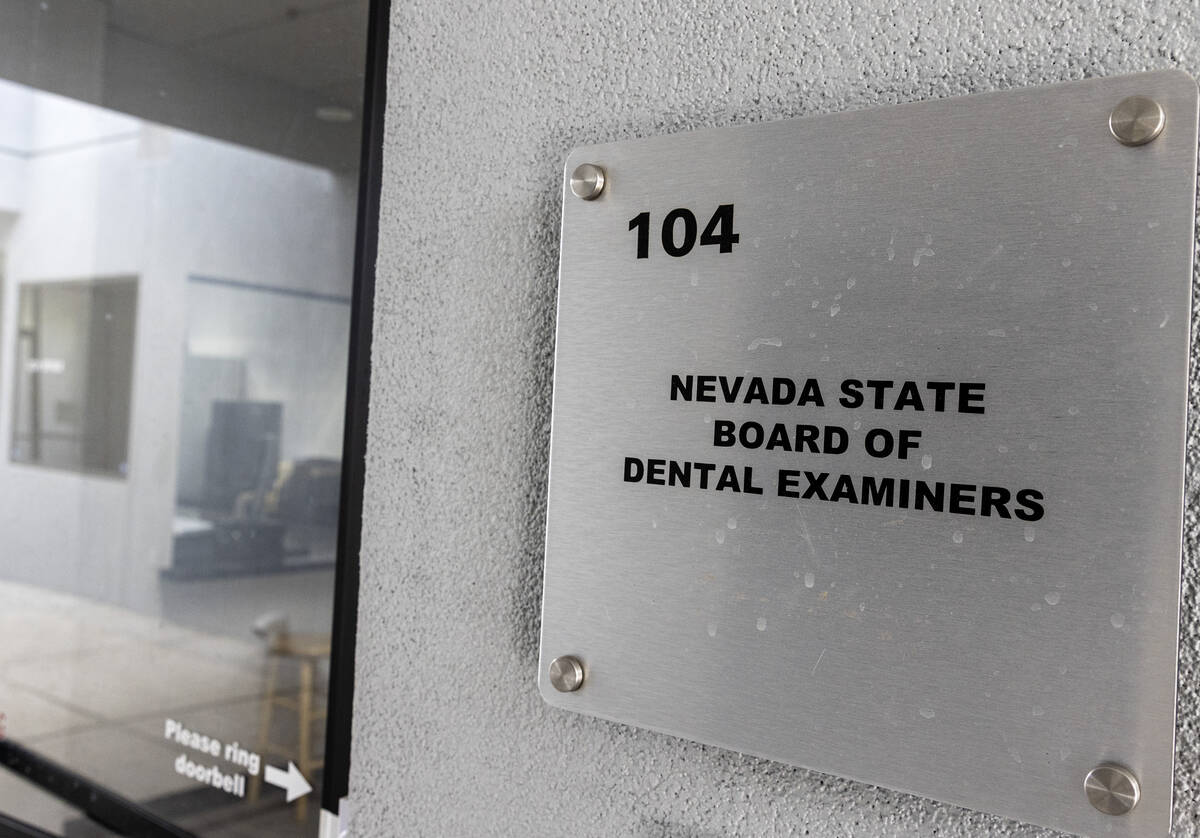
[248,629,330,822]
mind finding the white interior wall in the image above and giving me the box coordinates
[0,80,356,614]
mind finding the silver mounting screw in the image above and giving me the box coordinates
[1084,763,1141,816]
[1109,96,1165,146]
[569,163,606,200]
[548,655,585,692]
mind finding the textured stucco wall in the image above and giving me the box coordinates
[352,2,1200,835]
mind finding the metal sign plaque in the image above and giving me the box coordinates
[538,71,1197,837]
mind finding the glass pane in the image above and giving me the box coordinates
[0,3,368,836]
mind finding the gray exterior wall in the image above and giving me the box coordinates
[351,2,1200,835]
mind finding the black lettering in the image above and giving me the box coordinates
[778,469,801,498]
[926,381,955,412]
[798,379,824,407]
[949,483,977,515]
[765,423,792,451]
[829,474,858,503]
[796,425,819,452]
[646,459,666,485]
[861,475,894,507]
[744,467,764,495]
[839,379,864,408]
[914,480,944,512]
[696,375,716,402]
[802,472,829,501]
[894,380,925,411]
[824,426,849,454]
[715,465,741,492]
[719,375,743,402]
[980,486,1012,518]
[668,460,691,487]
[959,382,986,414]
[1015,489,1045,522]
[864,428,893,458]
[896,429,921,460]
[670,375,693,402]
[744,377,768,404]
[713,420,736,447]
[739,422,764,448]
[695,462,717,489]
[624,457,644,482]
[772,377,795,404]
[865,379,894,409]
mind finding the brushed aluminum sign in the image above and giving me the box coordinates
[538,70,1197,837]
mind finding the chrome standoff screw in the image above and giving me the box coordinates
[569,163,606,200]
[548,655,585,692]
[1109,96,1165,146]
[1084,763,1140,816]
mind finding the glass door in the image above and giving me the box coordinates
[0,3,377,835]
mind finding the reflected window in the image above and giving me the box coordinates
[11,277,137,476]
[172,274,349,578]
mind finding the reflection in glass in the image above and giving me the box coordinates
[171,275,349,578]
[0,1,368,835]
[11,277,137,476]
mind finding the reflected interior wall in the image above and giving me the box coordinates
[0,83,357,615]
[350,1,1200,836]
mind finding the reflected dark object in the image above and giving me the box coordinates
[0,739,196,838]
[170,520,287,578]
[168,451,341,580]
[277,459,342,527]
[10,278,138,477]
[204,401,282,512]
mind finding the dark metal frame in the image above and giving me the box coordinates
[0,740,195,838]
[321,0,391,817]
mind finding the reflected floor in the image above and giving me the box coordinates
[0,579,329,837]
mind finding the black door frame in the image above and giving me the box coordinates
[321,0,391,819]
